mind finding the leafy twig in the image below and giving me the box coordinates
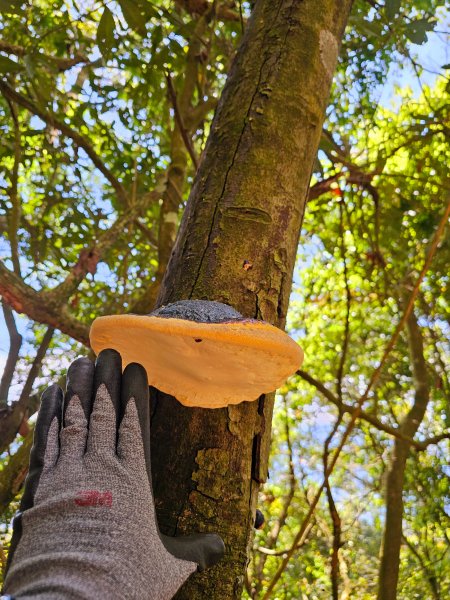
[0,81,128,205]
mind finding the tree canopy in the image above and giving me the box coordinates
[1,0,449,597]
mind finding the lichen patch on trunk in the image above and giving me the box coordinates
[319,29,339,80]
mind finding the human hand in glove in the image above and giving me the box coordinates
[3,349,224,600]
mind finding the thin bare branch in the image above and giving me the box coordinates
[0,301,22,406]
[4,97,22,277]
[187,96,218,128]
[296,369,442,450]
[134,219,158,249]
[336,199,351,400]
[419,433,450,448]
[0,40,91,70]
[257,523,314,556]
[323,410,343,600]
[165,72,199,170]
[253,396,297,594]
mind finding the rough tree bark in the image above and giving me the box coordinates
[378,309,431,600]
[150,1,353,597]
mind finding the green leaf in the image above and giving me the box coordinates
[139,0,160,20]
[97,7,116,56]
[358,18,383,39]
[119,0,147,36]
[0,54,23,73]
[385,0,401,21]
[0,0,24,15]
[34,71,55,105]
[405,18,435,45]
[441,63,450,70]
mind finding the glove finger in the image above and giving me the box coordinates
[117,397,145,468]
[20,384,63,510]
[86,349,122,455]
[161,532,225,572]
[120,362,150,476]
[6,386,63,576]
[59,357,94,460]
[63,356,95,424]
[59,396,89,460]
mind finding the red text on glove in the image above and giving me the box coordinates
[74,490,113,507]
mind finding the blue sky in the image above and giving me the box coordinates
[1,9,449,383]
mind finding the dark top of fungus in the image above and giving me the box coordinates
[150,300,244,324]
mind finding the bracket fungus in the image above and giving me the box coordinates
[90,300,303,409]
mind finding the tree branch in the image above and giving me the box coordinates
[308,170,377,202]
[297,369,450,452]
[0,326,54,454]
[165,71,199,170]
[132,20,208,315]
[45,190,160,303]
[336,199,351,400]
[0,301,22,407]
[0,40,91,70]
[257,523,314,556]
[134,219,158,249]
[419,433,450,448]
[4,97,22,276]
[253,396,297,594]
[0,260,89,344]
[174,0,242,22]
[0,429,33,515]
[0,81,128,205]
[323,414,343,600]
[402,536,440,600]
[187,96,218,128]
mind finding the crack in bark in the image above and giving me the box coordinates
[189,0,287,300]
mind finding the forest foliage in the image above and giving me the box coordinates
[0,0,449,597]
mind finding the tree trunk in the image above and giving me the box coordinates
[378,309,431,600]
[150,1,352,597]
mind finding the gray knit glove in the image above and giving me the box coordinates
[4,349,224,599]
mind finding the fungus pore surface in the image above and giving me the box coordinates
[90,300,303,408]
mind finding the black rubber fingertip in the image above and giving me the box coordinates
[94,349,122,393]
[67,356,93,376]
[199,533,226,571]
[35,385,63,455]
[161,532,226,572]
[96,348,122,366]
[65,357,95,421]
[254,509,265,529]
[94,348,122,425]
[122,363,149,405]
[122,362,151,477]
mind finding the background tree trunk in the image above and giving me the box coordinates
[150,1,352,597]
[378,308,431,600]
